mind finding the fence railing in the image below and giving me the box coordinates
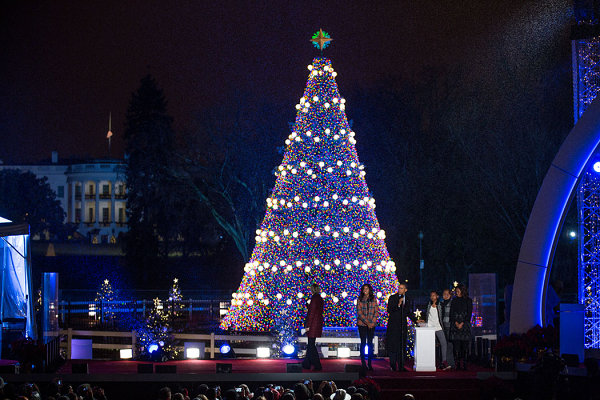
[58,299,230,331]
[58,329,379,360]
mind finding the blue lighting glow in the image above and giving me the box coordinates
[282,344,296,355]
[148,344,159,354]
[220,344,231,354]
[363,344,369,355]
[573,26,600,348]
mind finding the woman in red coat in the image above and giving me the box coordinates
[302,283,324,370]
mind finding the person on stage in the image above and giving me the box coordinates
[357,283,379,371]
[418,290,450,370]
[441,288,455,369]
[386,282,417,371]
[449,283,473,370]
[303,283,324,371]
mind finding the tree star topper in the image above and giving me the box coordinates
[311,29,332,51]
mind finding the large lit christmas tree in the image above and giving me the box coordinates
[221,30,399,332]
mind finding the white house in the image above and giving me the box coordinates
[0,151,128,243]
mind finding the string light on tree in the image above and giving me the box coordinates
[220,31,399,332]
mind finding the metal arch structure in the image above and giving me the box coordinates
[510,97,600,334]
[573,28,600,348]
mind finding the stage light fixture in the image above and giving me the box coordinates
[364,344,369,355]
[569,230,577,239]
[148,344,159,354]
[119,348,133,359]
[282,344,297,357]
[186,347,200,359]
[257,347,271,358]
[594,161,600,173]
[220,343,231,354]
[337,347,351,358]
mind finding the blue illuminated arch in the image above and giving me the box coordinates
[511,98,600,333]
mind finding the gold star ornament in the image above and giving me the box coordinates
[311,29,333,51]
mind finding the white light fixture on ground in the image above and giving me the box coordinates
[186,347,200,359]
[257,347,270,358]
[119,348,133,359]
[337,347,351,358]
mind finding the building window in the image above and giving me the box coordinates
[57,186,64,198]
[88,207,94,223]
[75,208,81,223]
[102,207,109,222]
[102,184,109,195]
[89,184,94,195]
[118,208,125,223]
[118,184,125,195]
[75,185,81,196]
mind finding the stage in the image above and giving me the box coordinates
[0,358,508,400]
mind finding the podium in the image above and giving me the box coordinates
[414,327,437,371]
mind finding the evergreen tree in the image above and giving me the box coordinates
[137,298,177,360]
[221,55,399,331]
[94,279,116,324]
[124,75,176,270]
[167,277,185,319]
[0,170,67,238]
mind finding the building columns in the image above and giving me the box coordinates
[111,181,116,224]
[95,181,100,227]
[71,181,76,223]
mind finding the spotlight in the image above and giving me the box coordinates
[594,161,600,173]
[569,231,577,239]
[220,343,231,354]
[219,343,235,359]
[186,347,200,359]
[119,348,133,359]
[148,344,159,354]
[364,344,369,355]
[257,347,271,358]
[337,347,351,358]
[282,344,297,357]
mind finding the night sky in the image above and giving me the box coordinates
[1,1,572,163]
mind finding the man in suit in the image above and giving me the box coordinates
[386,282,417,371]
[303,283,324,370]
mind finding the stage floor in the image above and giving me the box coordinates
[0,358,504,400]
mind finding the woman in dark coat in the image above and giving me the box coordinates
[302,283,324,370]
[386,282,417,371]
[449,284,473,370]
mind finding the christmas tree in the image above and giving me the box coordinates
[167,278,185,318]
[95,279,116,323]
[137,298,178,360]
[220,31,399,332]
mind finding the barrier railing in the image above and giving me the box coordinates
[59,329,378,360]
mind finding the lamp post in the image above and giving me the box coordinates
[418,231,424,289]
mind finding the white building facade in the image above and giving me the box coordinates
[0,152,128,243]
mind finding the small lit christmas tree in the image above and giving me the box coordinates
[167,278,185,318]
[95,279,116,323]
[221,31,399,332]
[137,298,178,361]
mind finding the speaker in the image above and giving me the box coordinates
[0,364,19,374]
[216,363,232,373]
[286,363,302,373]
[155,364,177,373]
[137,363,153,374]
[344,364,363,373]
[72,363,89,374]
[562,353,580,367]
